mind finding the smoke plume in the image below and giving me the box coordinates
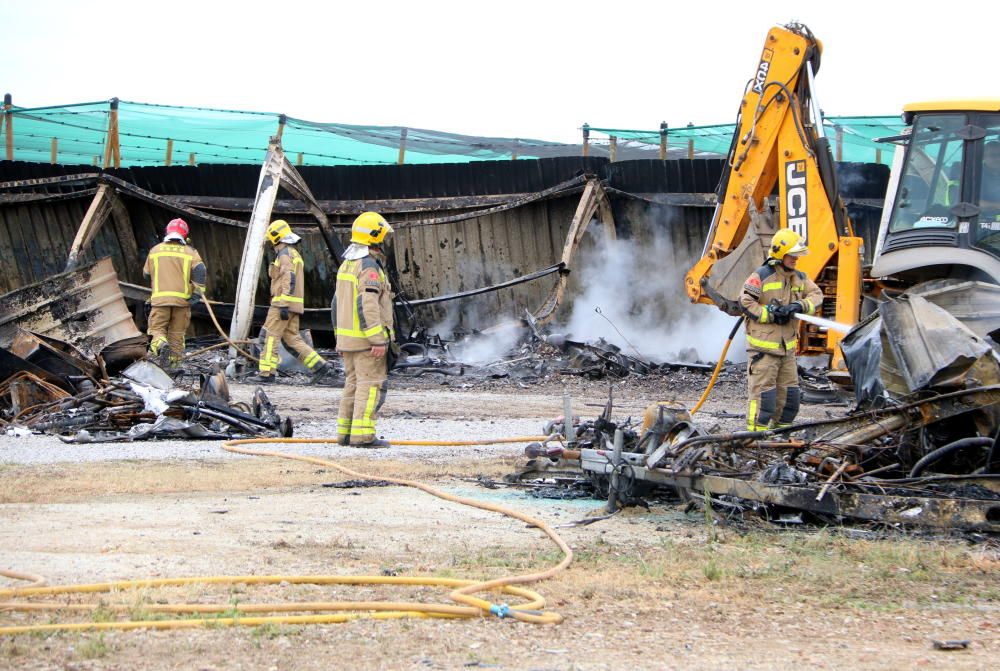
[560,227,746,364]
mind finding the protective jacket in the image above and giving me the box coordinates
[143,241,206,307]
[335,254,394,351]
[269,243,305,315]
[739,261,823,355]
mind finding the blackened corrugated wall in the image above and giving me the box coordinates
[0,157,889,330]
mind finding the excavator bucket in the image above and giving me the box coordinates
[701,206,776,315]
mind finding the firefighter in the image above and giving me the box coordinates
[248,220,330,384]
[739,229,823,431]
[335,211,395,448]
[142,218,206,367]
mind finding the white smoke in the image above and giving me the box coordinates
[450,322,525,364]
[427,293,526,366]
[421,212,748,367]
[559,227,746,364]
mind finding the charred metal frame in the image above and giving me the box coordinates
[579,386,1000,532]
[580,454,1000,532]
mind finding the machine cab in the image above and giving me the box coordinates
[873,101,1000,283]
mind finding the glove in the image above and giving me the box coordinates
[188,284,205,306]
[787,301,805,315]
[769,304,792,325]
[279,306,290,321]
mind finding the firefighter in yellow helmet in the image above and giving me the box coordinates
[335,211,395,447]
[247,220,330,384]
[738,229,823,431]
[142,218,206,367]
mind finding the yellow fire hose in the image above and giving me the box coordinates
[689,316,744,415]
[197,294,261,363]
[0,435,572,634]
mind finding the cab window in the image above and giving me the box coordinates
[972,123,1000,255]
[888,114,965,232]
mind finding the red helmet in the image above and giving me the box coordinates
[165,218,189,239]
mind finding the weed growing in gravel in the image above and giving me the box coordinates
[0,640,24,657]
[78,633,109,659]
[90,602,116,623]
[249,623,282,648]
[702,559,722,581]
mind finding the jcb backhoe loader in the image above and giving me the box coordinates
[684,22,1000,365]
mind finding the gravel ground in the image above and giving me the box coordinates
[0,366,844,467]
[2,372,996,671]
[0,417,546,466]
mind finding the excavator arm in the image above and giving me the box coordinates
[684,23,863,357]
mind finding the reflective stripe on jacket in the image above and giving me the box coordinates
[335,255,394,351]
[269,244,305,314]
[739,261,823,355]
[142,242,206,307]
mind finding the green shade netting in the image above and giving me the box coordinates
[589,116,904,165]
[1,99,576,166]
[1,99,903,167]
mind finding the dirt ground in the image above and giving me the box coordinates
[1,373,997,670]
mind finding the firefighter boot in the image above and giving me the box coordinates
[310,361,332,385]
[355,438,391,449]
[155,344,173,370]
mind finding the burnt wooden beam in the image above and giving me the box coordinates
[613,191,884,210]
[395,175,589,230]
[66,184,116,271]
[0,188,98,205]
[101,174,248,228]
[0,173,101,191]
[106,187,143,282]
[276,154,344,262]
[171,192,543,215]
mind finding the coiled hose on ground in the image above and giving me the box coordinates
[0,435,571,634]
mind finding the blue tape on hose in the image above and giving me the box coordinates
[489,603,510,618]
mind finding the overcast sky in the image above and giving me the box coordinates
[3,0,995,144]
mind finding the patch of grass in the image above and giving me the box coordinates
[0,640,24,657]
[91,601,116,623]
[702,558,722,581]
[207,599,242,628]
[842,598,904,613]
[636,553,666,579]
[441,525,998,618]
[703,492,717,544]
[249,623,282,648]
[78,633,109,659]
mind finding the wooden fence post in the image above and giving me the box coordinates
[397,127,408,165]
[4,93,13,161]
[103,98,121,169]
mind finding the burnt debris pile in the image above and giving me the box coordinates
[2,331,291,442]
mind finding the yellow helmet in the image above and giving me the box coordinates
[351,211,393,246]
[769,229,808,260]
[266,219,300,245]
